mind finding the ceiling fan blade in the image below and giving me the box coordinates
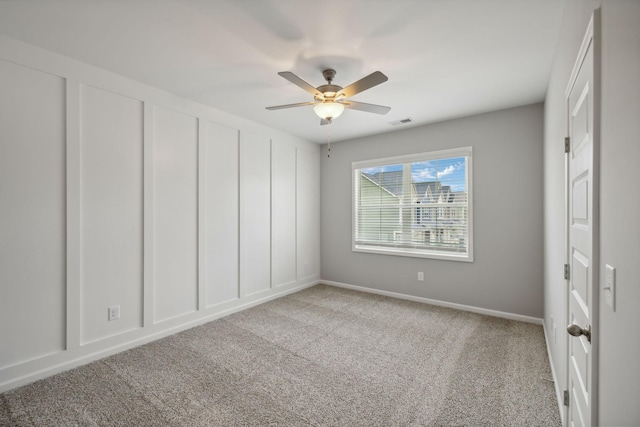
[341,100,391,115]
[337,71,388,98]
[278,71,321,96]
[266,101,317,110]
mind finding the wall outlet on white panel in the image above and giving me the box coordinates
[604,264,616,311]
[108,305,120,321]
[418,272,424,281]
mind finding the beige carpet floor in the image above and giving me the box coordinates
[0,284,561,426]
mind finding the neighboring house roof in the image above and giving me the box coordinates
[360,173,397,198]
[365,171,457,204]
[414,182,453,203]
[364,171,404,197]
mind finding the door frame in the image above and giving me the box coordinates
[564,8,601,426]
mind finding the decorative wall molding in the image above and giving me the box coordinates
[0,34,321,393]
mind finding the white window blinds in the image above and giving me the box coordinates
[352,147,473,261]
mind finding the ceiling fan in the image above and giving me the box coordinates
[266,69,391,125]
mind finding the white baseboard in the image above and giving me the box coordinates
[2,279,544,394]
[321,280,543,325]
[0,280,320,393]
[543,322,566,426]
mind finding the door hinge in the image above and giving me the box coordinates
[564,137,570,153]
[563,389,570,406]
[564,264,570,280]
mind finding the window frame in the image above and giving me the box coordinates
[352,146,473,262]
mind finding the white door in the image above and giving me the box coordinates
[565,12,599,427]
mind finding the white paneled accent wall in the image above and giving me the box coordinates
[201,121,240,308]
[271,141,297,288]
[297,146,321,281]
[0,35,320,392]
[0,59,66,368]
[240,133,272,297]
[152,107,199,323]
[79,85,144,344]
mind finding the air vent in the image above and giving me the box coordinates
[390,118,413,126]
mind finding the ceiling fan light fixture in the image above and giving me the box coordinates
[266,69,390,125]
[314,101,344,121]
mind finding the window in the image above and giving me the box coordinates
[352,147,473,261]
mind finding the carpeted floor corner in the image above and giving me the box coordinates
[0,284,561,426]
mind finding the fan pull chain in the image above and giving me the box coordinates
[327,122,331,158]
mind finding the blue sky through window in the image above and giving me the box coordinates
[361,157,466,192]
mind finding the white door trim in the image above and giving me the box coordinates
[564,8,601,427]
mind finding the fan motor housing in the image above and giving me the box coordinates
[315,84,343,100]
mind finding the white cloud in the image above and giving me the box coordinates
[437,161,464,178]
[437,165,456,177]
[412,168,435,180]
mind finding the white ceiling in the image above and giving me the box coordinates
[0,0,565,143]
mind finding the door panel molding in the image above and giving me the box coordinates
[564,9,600,427]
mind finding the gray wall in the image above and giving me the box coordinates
[544,1,640,425]
[321,103,544,318]
[599,2,640,422]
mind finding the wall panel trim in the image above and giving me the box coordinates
[143,102,155,327]
[65,78,81,350]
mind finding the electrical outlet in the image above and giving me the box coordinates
[418,272,424,281]
[108,305,120,321]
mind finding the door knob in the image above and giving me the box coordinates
[567,323,591,343]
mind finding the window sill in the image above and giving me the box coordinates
[353,245,473,262]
